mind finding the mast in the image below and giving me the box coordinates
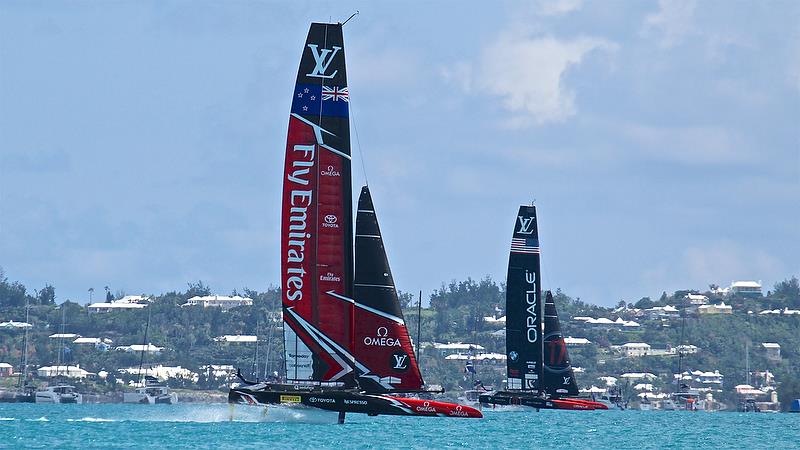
[56,305,65,378]
[136,308,151,386]
[280,22,355,385]
[505,205,543,393]
[415,290,422,362]
[18,298,30,389]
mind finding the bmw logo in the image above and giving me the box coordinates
[509,351,519,361]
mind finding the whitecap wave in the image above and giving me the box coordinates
[28,417,49,422]
[0,417,16,421]
[67,417,116,422]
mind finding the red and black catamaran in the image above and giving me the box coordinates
[479,206,607,411]
[228,21,481,422]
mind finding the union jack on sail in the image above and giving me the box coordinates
[322,86,349,102]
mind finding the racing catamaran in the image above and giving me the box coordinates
[479,205,607,410]
[228,21,480,422]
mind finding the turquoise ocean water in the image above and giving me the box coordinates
[0,403,797,449]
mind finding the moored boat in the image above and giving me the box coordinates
[35,384,82,404]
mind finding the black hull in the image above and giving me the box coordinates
[229,384,482,418]
[0,393,35,403]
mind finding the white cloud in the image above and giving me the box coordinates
[478,34,617,125]
[682,241,784,288]
[641,0,696,49]
[534,0,583,16]
[620,123,752,165]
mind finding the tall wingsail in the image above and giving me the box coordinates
[281,22,355,384]
[541,290,579,397]
[505,205,543,392]
[349,186,424,392]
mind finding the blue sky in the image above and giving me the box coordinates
[1,0,798,306]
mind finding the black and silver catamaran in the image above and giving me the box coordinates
[228,21,481,422]
[479,205,607,410]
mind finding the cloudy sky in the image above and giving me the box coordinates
[1,0,798,306]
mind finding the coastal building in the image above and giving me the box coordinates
[444,352,506,365]
[88,295,151,314]
[49,333,80,339]
[685,294,709,305]
[431,342,485,357]
[74,337,112,351]
[573,316,639,327]
[685,370,724,388]
[729,281,762,298]
[37,365,94,379]
[762,343,781,361]
[620,372,658,381]
[619,343,651,357]
[201,365,236,380]
[0,320,32,329]
[483,315,506,325]
[182,295,253,311]
[697,302,733,315]
[675,344,699,355]
[598,376,617,386]
[0,362,13,377]
[644,305,679,320]
[119,365,198,382]
[214,335,258,343]
[564,337,592,346]
[115,343,164,353]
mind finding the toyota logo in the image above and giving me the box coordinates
[324,215,337,224]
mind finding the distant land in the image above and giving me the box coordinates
[0,267,798,410]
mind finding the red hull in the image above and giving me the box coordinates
[551,398,609,410]
[388,396,483,418]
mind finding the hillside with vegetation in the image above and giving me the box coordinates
[1,267,798,410]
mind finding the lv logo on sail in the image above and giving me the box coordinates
[307,44,341,79]
[517,216,535,235]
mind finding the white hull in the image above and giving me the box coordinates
[35,387,83,404]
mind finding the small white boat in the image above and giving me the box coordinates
[35,384,83,404]
[123,376,178,404]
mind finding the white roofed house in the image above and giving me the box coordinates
[729,281,762,298]
[37,365,94,379]
[116,343,164,353]
[618,342,651,357]
[685,294,708,305]
[697,302,733,315]
[431,342,485,357]
[0,320,33,329]
[0,362,13,377]
[88,295,152,314]
[214,335,258,343]
[182,295,253,311]
[564,337,592,346]
[762,343,781,361]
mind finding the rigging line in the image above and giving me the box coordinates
[350,96,369,186]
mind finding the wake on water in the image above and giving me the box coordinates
[3,404,338,425]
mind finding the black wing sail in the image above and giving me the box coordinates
[351,186,425,392]
[505,205,543,392]
[542,290,579,397]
